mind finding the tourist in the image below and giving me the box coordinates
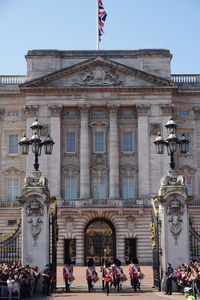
[184,287,196,300]
[63,258,74,292]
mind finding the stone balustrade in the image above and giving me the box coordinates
[0,201,20,208]
[61,198,149,208]
[171,74,200,85]
[0,75,26,85]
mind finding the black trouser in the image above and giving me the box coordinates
[116,278,121,292]
[130,275,139,291]
[106,281,110,295]
[166,277,172,295]
[65,278,70,292]
[43,280,50,296]
[87,279,93,292]
[102,279,105,290]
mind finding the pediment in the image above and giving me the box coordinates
[20,56,174,89]
[1,166,24,176]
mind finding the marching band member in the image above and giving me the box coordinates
[63,258,74,292]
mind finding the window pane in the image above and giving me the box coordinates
[65,133,76,153]
[9,135,18,154]
[122,177,136,198]
[64,178,78,199]
[94,132,104,152]
[8,179,19,201]
[185,178,192,195]
[123,132,133,152]
[93,177,106,199]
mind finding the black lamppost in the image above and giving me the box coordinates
[19,119,55,171]
[154,118,190,170]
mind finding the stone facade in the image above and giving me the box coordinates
[0,49,200,266]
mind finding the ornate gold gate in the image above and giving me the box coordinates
[85,218,116,265]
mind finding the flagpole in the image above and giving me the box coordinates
[96,0,99,50]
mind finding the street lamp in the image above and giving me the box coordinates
[19,119,55,171]
[154,117,189,170]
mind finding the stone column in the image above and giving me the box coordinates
[109,105,120,198]
[48,105,62,198]
[79,105,90,199]
[137,105,150,197]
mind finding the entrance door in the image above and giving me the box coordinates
[85,218,116,265]
[125,238,137,264]
[64,239,76,264]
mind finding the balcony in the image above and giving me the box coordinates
[61,198,149,208]
[171,74,200,86]
[0,201,20,208]
[0,76,26,85]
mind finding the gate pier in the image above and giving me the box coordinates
[17,171,56,270]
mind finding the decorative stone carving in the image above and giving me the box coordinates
[160,104,174,116]
[193,107,200,119]
[108,105,120,115]
[91,165,108,177]
[26,199,44,216]
[48,105,63,117]
[136,104,149,116]
[126,216,135,232]
[95,154,104,165]
[24,105,38,117]
[28,217,43,247]
[40,124,49,136]
[64,216,74,232]
[120,165,137,177]
[2,166,24,176]
[79,104,90,116]
[0,109,5,119]
[25,171,48,188]
[74,64,123,86]
[62,165,79,178]
[166,197,185,244]
[150,123,161,135]
[159,170,187,196]
[90,120,109,130]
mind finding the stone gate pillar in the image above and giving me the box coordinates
[154,169,190,272]
[17,171,56,270]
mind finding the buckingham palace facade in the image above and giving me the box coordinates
[0,49,200,265]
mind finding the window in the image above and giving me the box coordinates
[65,132,76,153]
[8,179,19,201]
[8,220,17,226]
[121,109,133,115]
[123,132,133,153]
[179,111,190,117]
[185,178,192,196]
[122,177,136,198]
[64,178,78,199]
[93,177,107,199]
[94,132,105,153]
[7,112,19,117]
[9,134,18,154]
[94,109,104,115]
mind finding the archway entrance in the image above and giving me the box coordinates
[85,218,116,265]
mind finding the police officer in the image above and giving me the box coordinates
[42,264,51,296]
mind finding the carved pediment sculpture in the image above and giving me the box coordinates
[74,63,124,86]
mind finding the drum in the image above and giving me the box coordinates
[93,276,99,282]
[68,275,75,281]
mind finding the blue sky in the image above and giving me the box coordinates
[1,0,200,75]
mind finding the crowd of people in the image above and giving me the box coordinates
[63,257,144,296]
[0,261,41,299]
[174,261,200,299]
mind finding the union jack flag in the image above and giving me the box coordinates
[98,0,107,41]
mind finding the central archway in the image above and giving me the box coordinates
[84,218,116,265]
